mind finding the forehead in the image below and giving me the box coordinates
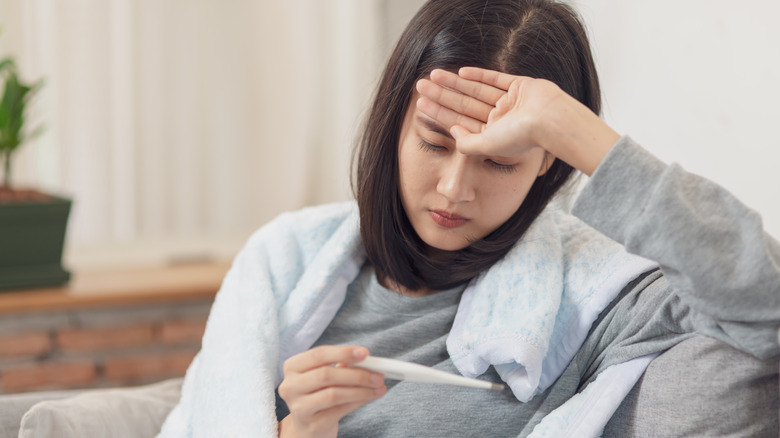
[402,91,452,139]
[417,116,452,139]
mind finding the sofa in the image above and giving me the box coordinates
[0,335,777,437]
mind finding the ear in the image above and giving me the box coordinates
[537,152,555,177]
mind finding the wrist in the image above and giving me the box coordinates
[535,93,619,176]
[278,415,338,438]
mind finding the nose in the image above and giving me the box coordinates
[436,154,476,203]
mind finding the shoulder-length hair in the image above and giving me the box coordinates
[354,0,601,291]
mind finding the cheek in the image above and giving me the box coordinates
[399,147,434,197]
[398,153,418,210]
[482,176,537,221]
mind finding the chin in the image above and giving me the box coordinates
[421,234,471,252]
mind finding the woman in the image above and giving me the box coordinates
[158,1,780,437]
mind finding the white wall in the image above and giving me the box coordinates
[576,1,780,237]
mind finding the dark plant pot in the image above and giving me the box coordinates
[0,195,72,290]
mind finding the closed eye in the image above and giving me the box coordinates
[419,139,515,173]
[486,159,517,174]
[418,140,447,152]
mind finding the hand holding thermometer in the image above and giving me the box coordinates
[353,356,505,391]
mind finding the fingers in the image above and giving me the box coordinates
[315,401,372,424]
[291,362,383,396]
[419,67,575,163]
[287,384,385,419]
[429,69,506,106]
[458,67,520,90]
[281,346,382,399]
[416,95,485,134]
[283,345,368,375]
[417,68,528,135]
[416,78,494,126]
[278,345,386,435]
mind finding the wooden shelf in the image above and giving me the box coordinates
[0,262,230,315]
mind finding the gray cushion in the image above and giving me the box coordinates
[17,378,182,438]
[604,335,779,437]
[0,390,81,438]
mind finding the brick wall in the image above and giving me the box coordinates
[0,299,212,394]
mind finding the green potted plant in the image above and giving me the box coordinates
[0,51,72,290]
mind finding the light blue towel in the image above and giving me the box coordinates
[158,201,657,437]
[447,208,658,402]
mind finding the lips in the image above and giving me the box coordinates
[430,209,468,228]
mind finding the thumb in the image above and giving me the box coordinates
[450,124,471,139]
[451,124,481,154]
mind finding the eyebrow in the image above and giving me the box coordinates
[417,116,454,140]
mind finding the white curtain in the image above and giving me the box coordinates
[1,0,391,268]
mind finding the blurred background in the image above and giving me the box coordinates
[1,0,778,272]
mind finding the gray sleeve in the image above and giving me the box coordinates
[571,136,780,358]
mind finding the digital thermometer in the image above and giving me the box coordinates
[353,356,505,391]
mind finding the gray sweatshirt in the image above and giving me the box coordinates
[279,136,779,437]
[573,135,780,360]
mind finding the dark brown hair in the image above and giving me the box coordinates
[354,0,601,291]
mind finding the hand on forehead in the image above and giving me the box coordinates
[417,68,521,125]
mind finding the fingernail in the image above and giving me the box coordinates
[353,347,367,359]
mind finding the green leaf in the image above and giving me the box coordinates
[0,49,43,189]
[0,65,43,155]
[0,58,14,73]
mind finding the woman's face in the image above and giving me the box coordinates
[398,92,552,252]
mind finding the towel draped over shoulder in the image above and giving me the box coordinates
[158,201,657,438]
